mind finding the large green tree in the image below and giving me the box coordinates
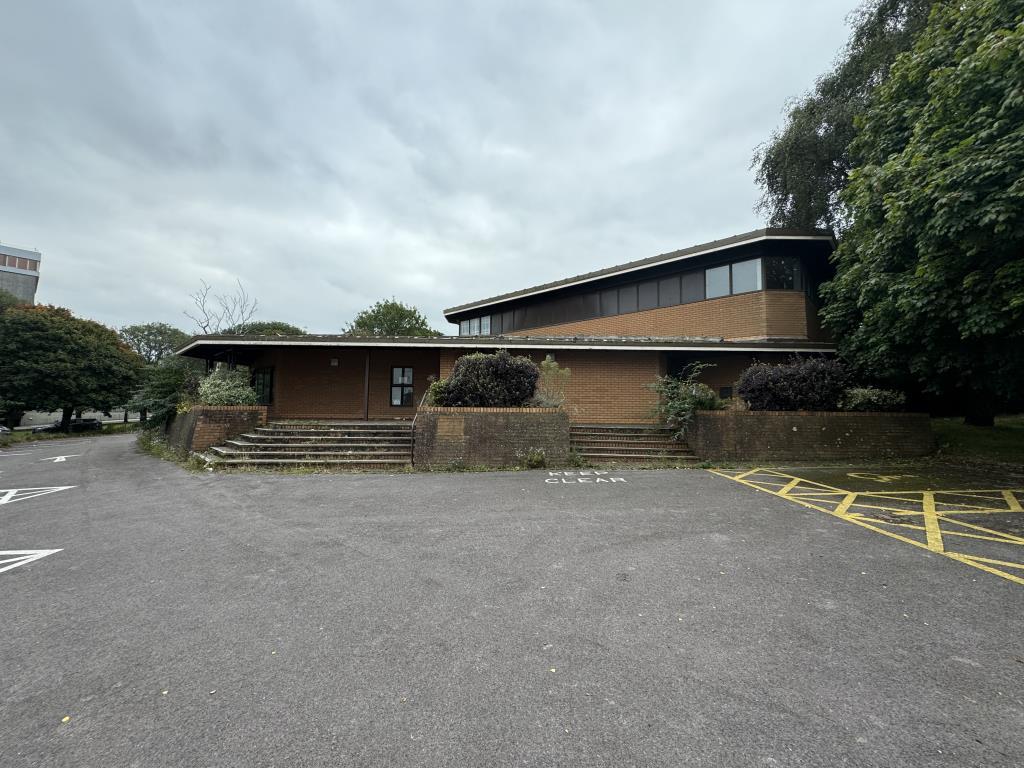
[822,0,1024,425]
[120,322,191,363]
[0,306,145,430]
[222,320,307,335]
[752,0,934,230]
[343,299,440,337]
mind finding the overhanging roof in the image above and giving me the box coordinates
[443,227,834,319]
[176,333,835,358]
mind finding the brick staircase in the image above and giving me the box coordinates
[570,424,698,465]
[208,420,413,469]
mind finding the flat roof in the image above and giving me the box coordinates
[177,333,835,358]
[0,242,42,260]
[443,228,834,318]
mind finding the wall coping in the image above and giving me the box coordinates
[188,404,269,412]
[418,406,561,414]
[696,409,928,417]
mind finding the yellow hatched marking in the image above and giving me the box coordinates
[708,469,1024,586]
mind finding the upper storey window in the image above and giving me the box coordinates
[764,256,804,290]
[705,265,730,299]
[731,258,762,294]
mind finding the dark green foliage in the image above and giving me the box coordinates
[0,305,145,430]
[841,387,907,412]
[197,368,259,406]
[119,322,191,363]
[429,350,539,407]
[649,362,725,439]
[130,357,204,429]
[822,0,1024,425]
[0,288,24,313]
[344,299,440,337]
[737,357,851,411]
[752,0,934,229]
[222,320,307,335]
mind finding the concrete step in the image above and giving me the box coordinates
[223,440,411,454]
[211,447,411,460]
[266,421,411,431]
[571,437,686,447]
[577,452,700,463]
[213,458,410,468]
[243,432,411,443]
[253,429,412,439]
[573,446,693,457]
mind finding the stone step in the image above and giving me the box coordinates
[252,429,411,439]
[570,429,675,437]
[224,440,411,454]
[571,437,686,447]
[211,447,411,460]
[213,458,410,468]
[243,432,411,443]
[577,452,700,463]
[575,446,693,457]
[266,421,411,431]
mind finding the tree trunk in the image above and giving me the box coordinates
[60,406,74,432]
[140,408,148,424]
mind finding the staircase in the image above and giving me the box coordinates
[209,420,413,469]
[570,424,698,465]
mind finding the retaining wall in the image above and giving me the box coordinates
[689,410,933,461]
[166,405,268,453]
[414,407,570,469]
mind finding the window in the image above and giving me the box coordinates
[658,276,680,307]
[251,368,274,405]
[480,315,491,335]
[459,320,470,336]
[764,256,804,290]
[705,265,730,299]
[469,317,480,335]
[391,367,414,406]
[618,284,638,313]
[719,386,733,399]
[490,313,502,335]
[731,258,762,294]
[638,281,658,311]
[502,310,514,332]
[681,271,704,303]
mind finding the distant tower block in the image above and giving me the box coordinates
[0,243,41,304]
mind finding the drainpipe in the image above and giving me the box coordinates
[362,349,370,420]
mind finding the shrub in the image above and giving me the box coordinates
[516,447,547,469]
[130,356,204,429]
[840,387,906,412]
[529,354,571,408]
[736,356,850,411]
[429,350,539,407]
[197,367,259,406]
[649,362,725,440]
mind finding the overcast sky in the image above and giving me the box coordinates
[1,0,855,334]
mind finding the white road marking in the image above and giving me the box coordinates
[0,549,63,574]
[0,487,76,505]
[39,455,81,463]
[0,453,32,457]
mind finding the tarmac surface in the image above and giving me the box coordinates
[1,435,1022,767]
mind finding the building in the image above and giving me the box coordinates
[177,228,835,423]
[0,242,41,304]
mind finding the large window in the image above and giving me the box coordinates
[705,265,730,299]
[390,367,414,406]
[251,368,274,405]
[479,315,491,335]
[731,258,762,294]
[764,256,804,290]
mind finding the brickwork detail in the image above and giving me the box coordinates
[414,409,570,469]
[166,405,269,453]
[688,410,933,461]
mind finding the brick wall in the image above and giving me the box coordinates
[166,405,268,453]
[414,407,570,469]
[502,291,820,341]
[688,410,934,461]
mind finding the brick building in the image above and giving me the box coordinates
[177,228,835,423]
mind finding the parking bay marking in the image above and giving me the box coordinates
[0,549,62,574]
[0,486,76,505]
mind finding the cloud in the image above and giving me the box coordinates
[0,0,854,333]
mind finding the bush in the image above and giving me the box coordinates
[429,350,539,407]
[736,356,850,411]
[130,357,205,429]
[649,362,725,440]
[516,447,547,469]
[197,367,259,406]
[529,354,571,408]
[840,387,906,412]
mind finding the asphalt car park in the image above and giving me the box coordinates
[1,435,1022,766]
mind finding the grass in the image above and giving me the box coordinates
[932,415,1024,466]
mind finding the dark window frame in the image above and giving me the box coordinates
[251,367,274,405]
[390,366,414,407]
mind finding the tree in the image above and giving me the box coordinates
[185,279,258,334]
[120,322,191,364]
[130,356,204,429]
[822,0,1024,426]
[343,299,441,337]
[752,0,934,230]
[0,288,23,314]
[0,306,145,430]
[221,320,307,335]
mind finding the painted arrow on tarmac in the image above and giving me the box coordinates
[40,455,81,463]
[0,549,63,574]
[0,487,76,505]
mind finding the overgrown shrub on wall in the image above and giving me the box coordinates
[428,350,540,407]
[840,387,906,412]
[197,367,259,406]
[737,356,851,411]
[530,355,571,408]
[649,362,725,439]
